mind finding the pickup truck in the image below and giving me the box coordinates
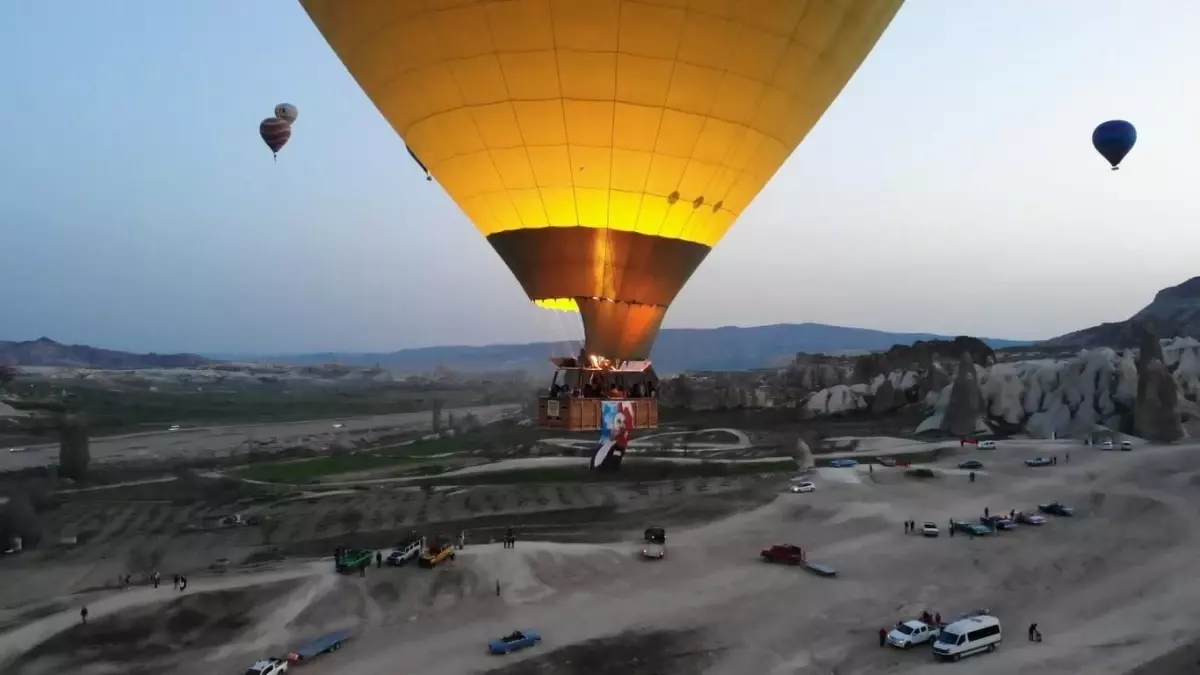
[1038,502,1075,517]
[387,534,425,566]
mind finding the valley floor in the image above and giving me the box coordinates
[3,438,1200,674]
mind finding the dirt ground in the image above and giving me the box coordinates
[5,438,1200,674]
[0,403,519,472]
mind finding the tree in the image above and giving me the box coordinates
[0,492,42,548]
[431,399,445,434]
[58,416,91,482]
[0,365,18,392]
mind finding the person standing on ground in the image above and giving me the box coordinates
[934,612,941,626]
[878,627,887,647]
[359,563,366,578]
[496,579,501,597]
[1028,623,1038,641]
[375,551,382,568]
[180,576,187,592]
[80,606,88,625]
[151,570,160,589]
[984,507,989,518]
[1066,452,1070,464]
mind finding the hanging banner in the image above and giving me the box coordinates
[591,400,634,470]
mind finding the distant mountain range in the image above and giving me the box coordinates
[3,325,1029,374]
[0,337,210,370]
[1044,276,1200,348]
[220,323,1029,374]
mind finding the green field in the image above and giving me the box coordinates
[410,458,799,486]
[231,437,476,483]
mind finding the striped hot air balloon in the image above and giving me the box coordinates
[259,117,292,160]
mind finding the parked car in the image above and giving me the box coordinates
[952,520,992,537]
[1121,441,1132,451]
[1015,511,1047,525]
[980,515,1016,530]
[641,542,666,560]
[760,544,806,565]
[644,526,666,543]
[1025,457,1053,467]
[921,522,939,537]
[789,482,816,494]
[828,459,857,468]
[959,460,983,470]
[488,630,541,655]
[977,440,997,450]
[245,658,289,675]
[1101,440,1114,450]
[888,620,936,648]
[1038,502,1074,516]
[879,458,898,467]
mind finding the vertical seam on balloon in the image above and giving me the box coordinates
[643,3,691,243]
[479,5,535,235]
[546,0,578,236]
[603,0,624,305]
[683,4,808,247]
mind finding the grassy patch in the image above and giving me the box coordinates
[232,454,434,483]
[411,458,798,487]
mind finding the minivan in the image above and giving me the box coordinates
[932,615,1001,662]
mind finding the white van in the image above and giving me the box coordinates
[932,615,1001,662]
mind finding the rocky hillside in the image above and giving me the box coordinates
[1046,276,1200,348]
[0,338,210,369]
[802,331,1200,442]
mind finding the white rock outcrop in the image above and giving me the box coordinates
[802,338,1200,439]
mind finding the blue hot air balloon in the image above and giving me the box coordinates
[1092,120,1137,170]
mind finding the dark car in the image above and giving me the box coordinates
[952,520,992,536]
[1038,502,1075,517]
[980,515,1016,530]
[959,460,983,470]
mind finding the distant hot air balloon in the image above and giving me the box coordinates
[298,0,903,361]
[259,117,292,161]
[1093,120,1137,171]
[275,103,299,124]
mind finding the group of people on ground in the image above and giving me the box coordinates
[82,570,186,625]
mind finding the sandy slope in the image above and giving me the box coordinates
[7,439,1200,674]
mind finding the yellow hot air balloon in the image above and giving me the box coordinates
[299,0,901,362]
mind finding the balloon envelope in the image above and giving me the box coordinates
[275,103,299,124]
[1092,120,1136,169]
[298,0,903,359]
[259,117,292,155]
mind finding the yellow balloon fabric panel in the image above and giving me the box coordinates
[301,0,902,248]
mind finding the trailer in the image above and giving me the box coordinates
[803,561,837,577]
[286,629,353,662]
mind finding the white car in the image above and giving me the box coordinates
[889,620,936,648]
[245,658,288,675]
[978,440,997,450]
[332,423,345,429]
[167,425,181,432]
[1101,440,1114,450]
[1121,441,1132,451]
[641,542,665,559]
[921,522,939,537]
[789,482,816,494]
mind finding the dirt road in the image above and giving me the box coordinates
[0,404,519,471]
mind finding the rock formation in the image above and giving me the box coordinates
[801,336,1200,440]
[940,353,984,436]
[1134,327,1183,441]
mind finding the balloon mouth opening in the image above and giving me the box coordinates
[534,297,668,313]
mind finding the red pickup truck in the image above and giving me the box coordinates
[760,544,806,565]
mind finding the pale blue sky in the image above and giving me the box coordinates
[2,1,1199,354]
